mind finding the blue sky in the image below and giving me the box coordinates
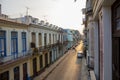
[0,0,86,34]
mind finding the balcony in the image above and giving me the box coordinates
[38,45,51,52]
[0,50,32,65]
[86,0,93,15]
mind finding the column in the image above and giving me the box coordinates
[20,64,23,80]
[18,31,22,53]
[28,31,32,49]
[102,6,112,80]
[26,31,29,51]
[53,34,54,44]
[48,52,50,64]
[9,68,14,80]
[36,33,39,47]
[60,34,61,43]
[6,30,11,55]
[87,15,93,67]
[88,24,91,66]
[27,60,32,77]
[94,21,99,80]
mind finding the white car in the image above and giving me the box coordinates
[77,51,83,58]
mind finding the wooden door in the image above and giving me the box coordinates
[23,63,27,80]
[49,51,52,64]
[14,66,20,80]
[45,53,48,67]
[33,58,37,77]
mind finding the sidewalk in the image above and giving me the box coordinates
[81,57,89,80]
[33,51,70,80]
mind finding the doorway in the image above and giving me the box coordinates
[23,63,27,80]
[112,0,120,79]
[44,53,48,67]
[33,58,37,77]
[14,66,20,80]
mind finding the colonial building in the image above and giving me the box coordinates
[0,7,67,80]
[83,0,120,80]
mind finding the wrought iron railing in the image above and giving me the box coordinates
[0,49,33,64]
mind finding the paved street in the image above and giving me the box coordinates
[45,41,84,80]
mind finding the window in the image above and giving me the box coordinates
[0,31,6,57]
[53,34,54,43]
[11,32,18,57]
[44,33,47,46]
[39,33,42,46]
[31,32,36,48]
[32,32,36,43]
[22,32,26,52]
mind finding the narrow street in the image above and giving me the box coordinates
[45,41,83,80]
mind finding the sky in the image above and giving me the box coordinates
[0,0,86,34]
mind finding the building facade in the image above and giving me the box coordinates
[64,29,80,50]
[0,13,67,80]
[83,0,120,80]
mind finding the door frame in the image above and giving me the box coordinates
[112,0,120,80]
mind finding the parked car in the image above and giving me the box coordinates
[77,51,83,58]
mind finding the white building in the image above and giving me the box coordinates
[83,0,120,80]
[0,13,66,80]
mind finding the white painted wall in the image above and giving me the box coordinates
[102,6,112,80]
[36,32,39,47]
[1,27,28,56]
[87,15,93,66]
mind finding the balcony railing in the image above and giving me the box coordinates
[38,43,64,52]
[0,49,32,64]
[38,45,52,52]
